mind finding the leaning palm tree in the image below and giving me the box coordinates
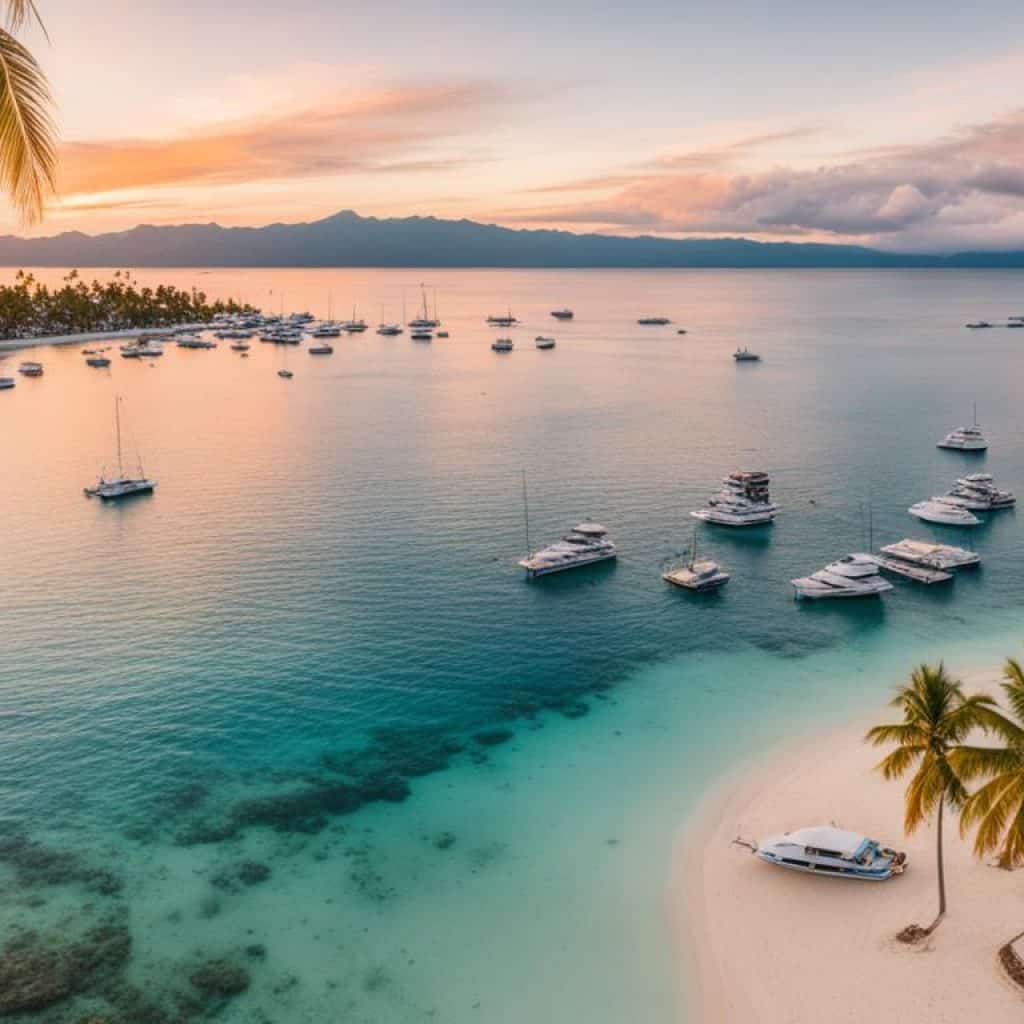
[953,658,1024,869]
[865,662,997,936]
[0,0,55,222]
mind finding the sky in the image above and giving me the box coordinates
[12,0,1024,250]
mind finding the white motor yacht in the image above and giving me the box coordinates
[692,471,778,526]
[909,500,980,526]
[942,473,1015,510]
[312,322,343,338]
[18,361,43,376]
[308,342,333,355]
[938,407,988,451]
[519,523,617,578]
[0,376,15,389]
[83,396,156,500]
[791,554,894,599]
[535,336,556,349]
[750,826,907,881]
[492,338,514,352]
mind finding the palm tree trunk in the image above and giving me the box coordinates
[929,793,946,932]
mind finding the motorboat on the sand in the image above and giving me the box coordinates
[742,825,907,881]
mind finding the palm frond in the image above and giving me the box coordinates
[865,722,926,748]
[0,26,54,223]
[873,743,925,780]
[951,744,1024,783]
[4,0,45,35]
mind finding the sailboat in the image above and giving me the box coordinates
[662,526,729,590]
[84,396,156,499]
[408,284,439,329]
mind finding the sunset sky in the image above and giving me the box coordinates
[15,0,1024,249]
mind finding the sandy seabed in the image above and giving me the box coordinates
[677,665,1024,1024]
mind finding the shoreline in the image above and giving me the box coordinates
[675,664,1024,1022]
[0,325,190,353]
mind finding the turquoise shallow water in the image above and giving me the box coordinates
[2,268,1024,1021]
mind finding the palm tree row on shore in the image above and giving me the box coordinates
[867,659,1024,942]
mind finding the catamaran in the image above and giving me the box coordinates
[663,527,729,591]
[84,396,156,499]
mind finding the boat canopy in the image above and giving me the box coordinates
[785,826,867,859]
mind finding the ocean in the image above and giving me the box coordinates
[2,267,1023,1022]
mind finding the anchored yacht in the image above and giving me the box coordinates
[909,500,980,526]
[519,523,617,578]
[663,528,729,591]
[692,471,778,526]
[551,308,574,320]
[749,826,907,881]
[938,406,988,451]
[84,396,155,500]
[492,338,514,352]
[733,348,760,362]
[942,473,1015,510]
[18,361,43,376]
[0,377,15,389]
[637,316,671,325]
[791,554,893,599]
[535,336,556,349]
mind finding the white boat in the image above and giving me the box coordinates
[535,336,556,349]
[965,321,993,329]
[84,396,156,500]
[941,473,1015,510]
[86,356,111,367]
[312,324,342,338]
[492,338,514,352]
[637,316,671,325]
[410,329,433,342]
[551,308,574,320]
[938,406,988,451]
[278,369,294,379]
[342,315,368,333]
[908,500,980,526]
[692,471,777,526]
[18,361,43,376]
[519,523,617,578]
[377,323,403,336]
[791,554,894,599]
[230,341,250,352]
[663,528,729,591]
[308,343,333,355]
[0,377,15,389]
[733,348,760,362]
[408,285,440,329]
[878,539,980,571]
[750,826,907,881]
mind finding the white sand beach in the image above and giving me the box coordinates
[678,665,1024,1023]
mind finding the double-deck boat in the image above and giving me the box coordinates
[18,361,43,376]
[492,338,514,352]
[733,348,760,361]
[791,554,893,599]
[941,473,1015,510]
[749,826,907,881]
[519,523,617,578]
[938,406,988,451]
[550,308,574,320]
[908,500,980,526]
[692,471,778,526]
[83,396,155,500]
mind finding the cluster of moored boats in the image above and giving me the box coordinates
[518,445,1011,599]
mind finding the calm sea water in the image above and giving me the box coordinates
[2,268,1024,1023]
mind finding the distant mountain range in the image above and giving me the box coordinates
[4,210,1024,268]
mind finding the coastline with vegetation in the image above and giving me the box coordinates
[0,269,253,345]
[681,660,1024,1023]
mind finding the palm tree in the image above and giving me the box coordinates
[953,658,1024,869]
[865,662,997,936]
[0,0,55,222]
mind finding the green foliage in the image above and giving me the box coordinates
[0,269,256,338]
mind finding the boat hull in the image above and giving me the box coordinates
[690,509,775,526]
[756,851,901,880]
[518,552,616,578]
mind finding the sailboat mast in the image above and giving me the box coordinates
[115,395,124,479]
[522,469,531,558]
